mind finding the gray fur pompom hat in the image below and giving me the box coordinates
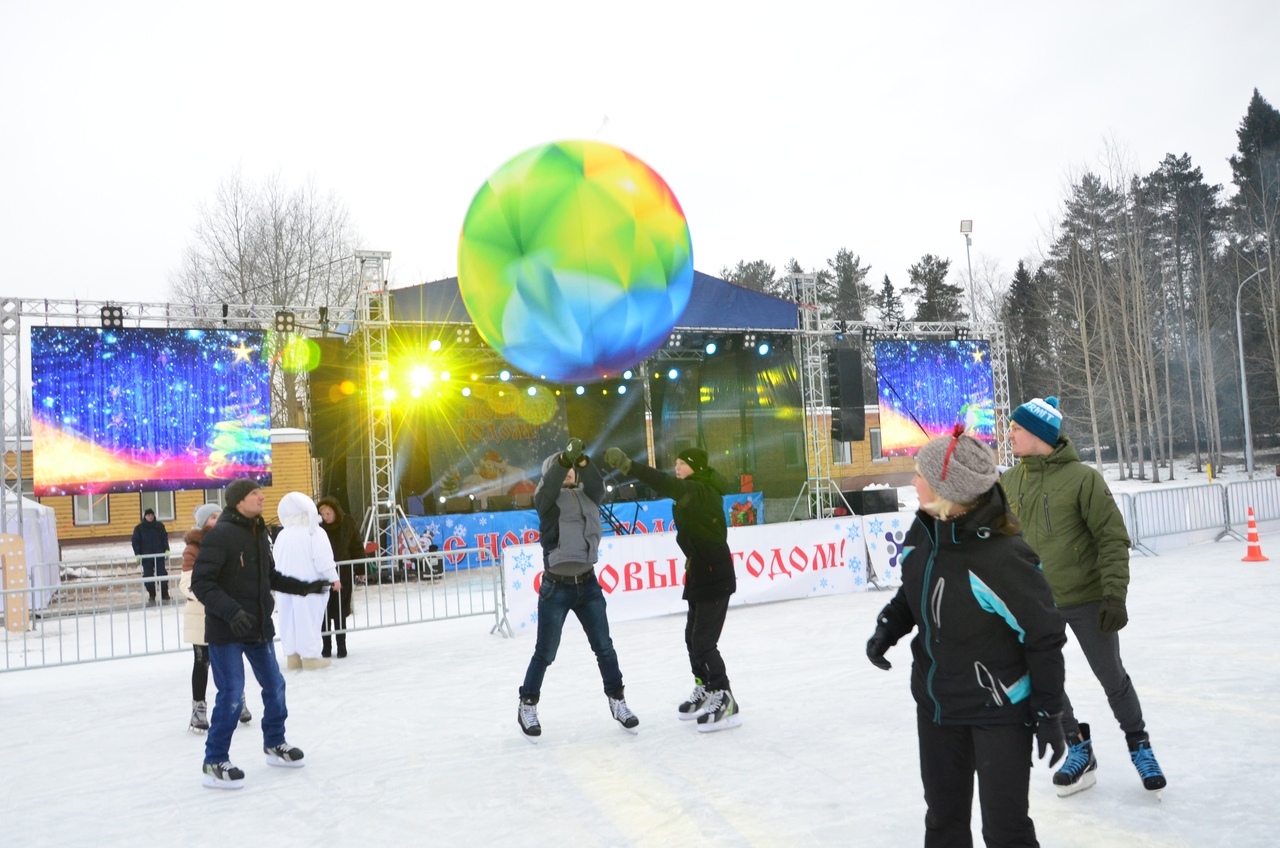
[915,424,998,505]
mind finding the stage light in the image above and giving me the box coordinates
[666,332,684,348]
[834,320,847,341]
[862,327,878,342]
[527,386,537,396]
[440,371,451,381]
[954,326,971,341]
[705,341,717,355]
[274,310,296,334]
[100,305,124,329]
[455,327,472,344]
[575,385,585,395]
[623,369,633,379]
[318,305,329,325]
[409,366,433,388]
[439,496,447,504]
[383,388,398,402]
[744,332,757,346]
[758,341,770,355]
[429,339,442,352]
[339,380,356,395]
[462,387,472,397]
[668,368,679,380]
[618,384,627,394]
[411,387,423,398]
[606,484,614,493]
[499,370,511,381]
[602,388,609,395]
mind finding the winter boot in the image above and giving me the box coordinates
[239,695,252,724]
[286,653,302,670]
[1053,722,1098,797]
[322,636,332,658]
[264,742,306,767]
[1126,732,1167,792]
[202,761,245,789]
[518,695,541,742]
[302,656,331,669]
[608,691,639,734]
[189,699,209,733]
[336,633,347,659]
[678,677,709,721]
[696,689,742,733]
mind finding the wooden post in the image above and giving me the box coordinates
[0,534,30,632]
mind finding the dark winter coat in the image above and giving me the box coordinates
[191,508,315,644]
[876,484,1066,726]
[535,453,604,571]
[131,518,170,558]
[318,500,362,618]
[999,435,1132,607]
[627,461,736,602]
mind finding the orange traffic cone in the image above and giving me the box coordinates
[1243,506,1270,562]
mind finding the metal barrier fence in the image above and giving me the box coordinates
[1225,477,1280,526]
[0,547,506,673]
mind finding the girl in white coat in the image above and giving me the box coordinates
[273,492,340,669]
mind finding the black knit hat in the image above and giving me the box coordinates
[223,478,262,511]
[677,447,708,472]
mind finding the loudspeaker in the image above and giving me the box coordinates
[826,348,865,442]
[842,489,898,515]
[486,495,516,512]
[439,496,475,515]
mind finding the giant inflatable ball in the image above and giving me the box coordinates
[457,140,693,384]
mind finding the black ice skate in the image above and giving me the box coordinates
[1054,722,1098,797]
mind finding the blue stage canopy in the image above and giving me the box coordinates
[388,271,799,331]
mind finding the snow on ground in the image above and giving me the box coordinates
[3,526,1278,847]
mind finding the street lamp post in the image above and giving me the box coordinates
[1235,267,1266,478]
[960,220,976,319]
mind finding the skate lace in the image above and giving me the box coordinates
[685,684,708,705]
[701,690,724,713]
[610,697,635,721]
[1059,739,1092,775]
[1130,745,1163,780]
[520,701,540,727]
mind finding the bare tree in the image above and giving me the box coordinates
[170,170,362,427]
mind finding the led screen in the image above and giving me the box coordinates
[30,327,272,496]
[873,339,995,456]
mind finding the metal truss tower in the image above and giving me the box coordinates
[786,274,844,519]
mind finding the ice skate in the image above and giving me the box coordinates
[678,677,709,721]
[1054,723,1098,797]
[1127,732,1167,795]
[518,696,541,743]
[695,689,741,733]
[264,742,305,767]
[202,761,244,789]
[239,696,252,724]
[608,694,639,734]
[188,699,209,733]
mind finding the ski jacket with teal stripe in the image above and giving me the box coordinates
[875,485,1066,725]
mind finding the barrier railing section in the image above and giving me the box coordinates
[1,546,505,673]
[1225,478,1280,526]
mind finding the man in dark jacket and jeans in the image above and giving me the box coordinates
[517,438,639,741]
[1001,396,1166,796]
[131,507,171,605]
[192,478,331,789]
[606,444,740,732]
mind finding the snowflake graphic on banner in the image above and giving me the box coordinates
[847,522,861,542]
[424,520,443,540]
[476,515,489,527]
[891,518,901,530]
[512,550,534,574]
[512,580,522,592]
[868,517,884,535]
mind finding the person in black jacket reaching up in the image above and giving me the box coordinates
[606,445,740,732]
[191,478,332,790]
[865,425,1067,847]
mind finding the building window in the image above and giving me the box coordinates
[870,428,887,462]
[831,438,851,465]
[783,433,804,467]
[73,494,110,526]
[140,491,176,522]
[204,489,225,507]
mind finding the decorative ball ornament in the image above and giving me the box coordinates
[458,140,693,384]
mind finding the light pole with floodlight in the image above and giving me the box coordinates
[1235,267,1266,478]
[960,220,976,319]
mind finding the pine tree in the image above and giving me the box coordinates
[876,274,905,322]
[1000,261,1054,403]
[904,254,966,321]
[825,248,873,321]
[719,260,778,295]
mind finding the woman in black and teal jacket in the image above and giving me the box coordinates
[866,426,1067,848]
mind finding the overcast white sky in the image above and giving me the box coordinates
[2,0,1277,305]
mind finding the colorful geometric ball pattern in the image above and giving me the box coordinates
[457,140,693,383]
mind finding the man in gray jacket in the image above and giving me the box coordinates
[517,438,638,741]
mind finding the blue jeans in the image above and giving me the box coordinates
[204,641,288,766]
[520,574,624,700]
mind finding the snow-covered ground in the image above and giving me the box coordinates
[2,522,1277,847]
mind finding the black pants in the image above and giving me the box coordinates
[192,644,209,701]
[917,712,1038,848]
[322,599,348,655]
[685,596,731,691]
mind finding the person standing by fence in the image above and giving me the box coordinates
[1001,396,1167,796]
[317,496,362,659]
[132,507,172,606]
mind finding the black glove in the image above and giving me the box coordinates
[229,609,257,639]
[305,579,332,594]
[1098,596,1128,632]
[1033,712,1067,768]
[560,437,585,468]
[604,447,632,474]
[866,626,893,670]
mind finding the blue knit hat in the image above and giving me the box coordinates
[1011,396,1062,447]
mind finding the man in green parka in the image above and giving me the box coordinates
[1001,396,1166,797]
